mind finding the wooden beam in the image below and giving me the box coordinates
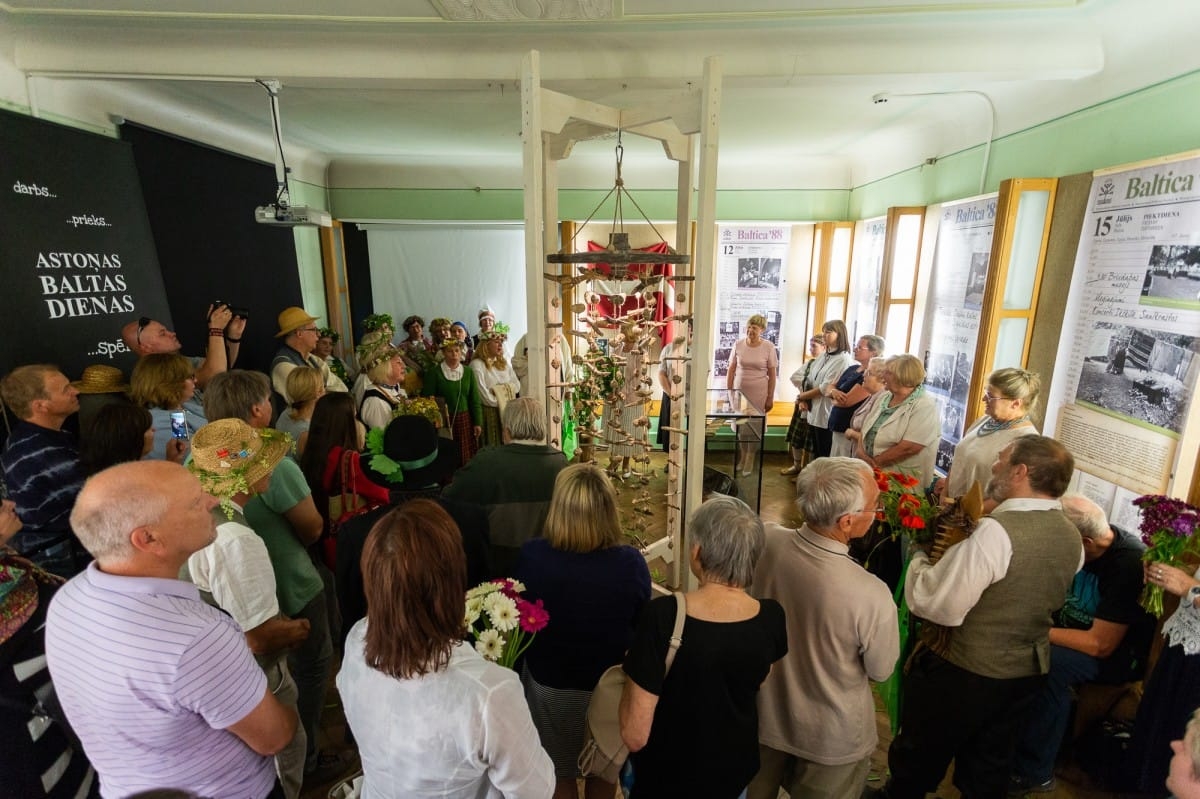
[522,51,548,398]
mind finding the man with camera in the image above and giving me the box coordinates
[121,301,247,391]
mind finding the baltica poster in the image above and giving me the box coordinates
[1046,154,1200,497]
[711,225,789,392]
[919,195,998,476]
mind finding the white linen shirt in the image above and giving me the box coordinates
[471,359,521,407]
[906,497,1084,627]
[799,351,853,428]
[338,621,554,799]
[186,506,280,632]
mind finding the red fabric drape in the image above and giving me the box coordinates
[585,240,674,345]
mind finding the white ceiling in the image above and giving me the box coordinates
[1,0,1197,194]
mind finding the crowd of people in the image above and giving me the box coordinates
[0,304,1193,799]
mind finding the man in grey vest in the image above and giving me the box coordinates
[877,435,1083,799]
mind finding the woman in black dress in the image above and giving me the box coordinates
[619,496,787,798]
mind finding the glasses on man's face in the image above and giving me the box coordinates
[843,506,884,520]
[135,316,151,345]
[300,326,320,334]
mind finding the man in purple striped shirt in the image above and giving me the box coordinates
[45,460,297,799]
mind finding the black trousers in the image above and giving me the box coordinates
[886,649,1044,799]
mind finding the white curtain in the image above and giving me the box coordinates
[365,224,528,345]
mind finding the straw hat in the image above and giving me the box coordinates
[71,364,129,395]
[274,306,320,338]
[188,418,292,498]
[356,329,399,372]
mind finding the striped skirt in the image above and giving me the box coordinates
[521,664,593,779]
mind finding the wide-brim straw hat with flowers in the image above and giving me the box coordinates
[71,364,130,394]
[356,329,399,372]
[189,418,292,498]
[477,329,507,344]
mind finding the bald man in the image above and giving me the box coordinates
[120,302,244,389]
[1010,494,1154,793]
[45,461,295,799]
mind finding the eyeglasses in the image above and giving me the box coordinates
[843,506,884,519]
[299,326,320,334]
[135,316,151,345]
[982,392,1012,403]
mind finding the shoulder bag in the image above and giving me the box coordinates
[577,591,686,784]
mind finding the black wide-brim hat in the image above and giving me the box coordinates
[362,414,460,491]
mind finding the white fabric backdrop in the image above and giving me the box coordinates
[365,224,528,345]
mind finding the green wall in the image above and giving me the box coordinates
[327,68,1200,223]
[328,186,850,223]
[849,69,1200,218]
[287,179,332,319]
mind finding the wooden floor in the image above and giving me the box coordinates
[300,448,1132,799]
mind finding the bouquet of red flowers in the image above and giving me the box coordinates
[1135,494,1200,617]
[875,469,939,546]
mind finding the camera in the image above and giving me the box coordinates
[211,301,250,320]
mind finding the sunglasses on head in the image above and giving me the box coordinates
[135,316,151,345]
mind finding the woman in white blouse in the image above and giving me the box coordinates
[791,320,853,460]
[849,353,939,489]
[471,329,521,448]
[338,499,555,799]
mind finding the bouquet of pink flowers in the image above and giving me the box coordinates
[464,578,550,668]
[1135,494,1200,617]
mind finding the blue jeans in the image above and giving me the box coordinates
[1012,644,1099,783]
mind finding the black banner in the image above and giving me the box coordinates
[0,109,171,379]
[120,122,304,373]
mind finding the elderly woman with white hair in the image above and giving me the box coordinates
[620,496,788,799]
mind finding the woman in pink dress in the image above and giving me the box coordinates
[726,313,777,476]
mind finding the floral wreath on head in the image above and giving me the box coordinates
[362,313,395,338]
[317,327,339,343]
[478,321,510,342]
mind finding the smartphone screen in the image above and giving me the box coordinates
[170,410,190,440]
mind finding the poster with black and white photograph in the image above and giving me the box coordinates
[849,217,886,341]
[918,194,998,474]
[1046,152,1200,498]
[712,226,790,388]
[1140,244,1200,309]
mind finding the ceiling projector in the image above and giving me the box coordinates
[254,203,332,227]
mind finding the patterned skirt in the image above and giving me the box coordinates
[480,405,503,448]
[521,664,593,779]
[785,403,814,452]
[449,410,479,467]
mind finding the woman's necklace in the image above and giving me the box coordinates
[977,414,1030,437]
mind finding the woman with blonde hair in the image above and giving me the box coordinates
[849,353,939,489]
[130,352,206,461]
[278,365,325,456]
[515,464,651,799]
[338,500,554,797]
[726,313,778,476]
[471,328,520,448]
[357,331,407,432]
[935,367,1040,504]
